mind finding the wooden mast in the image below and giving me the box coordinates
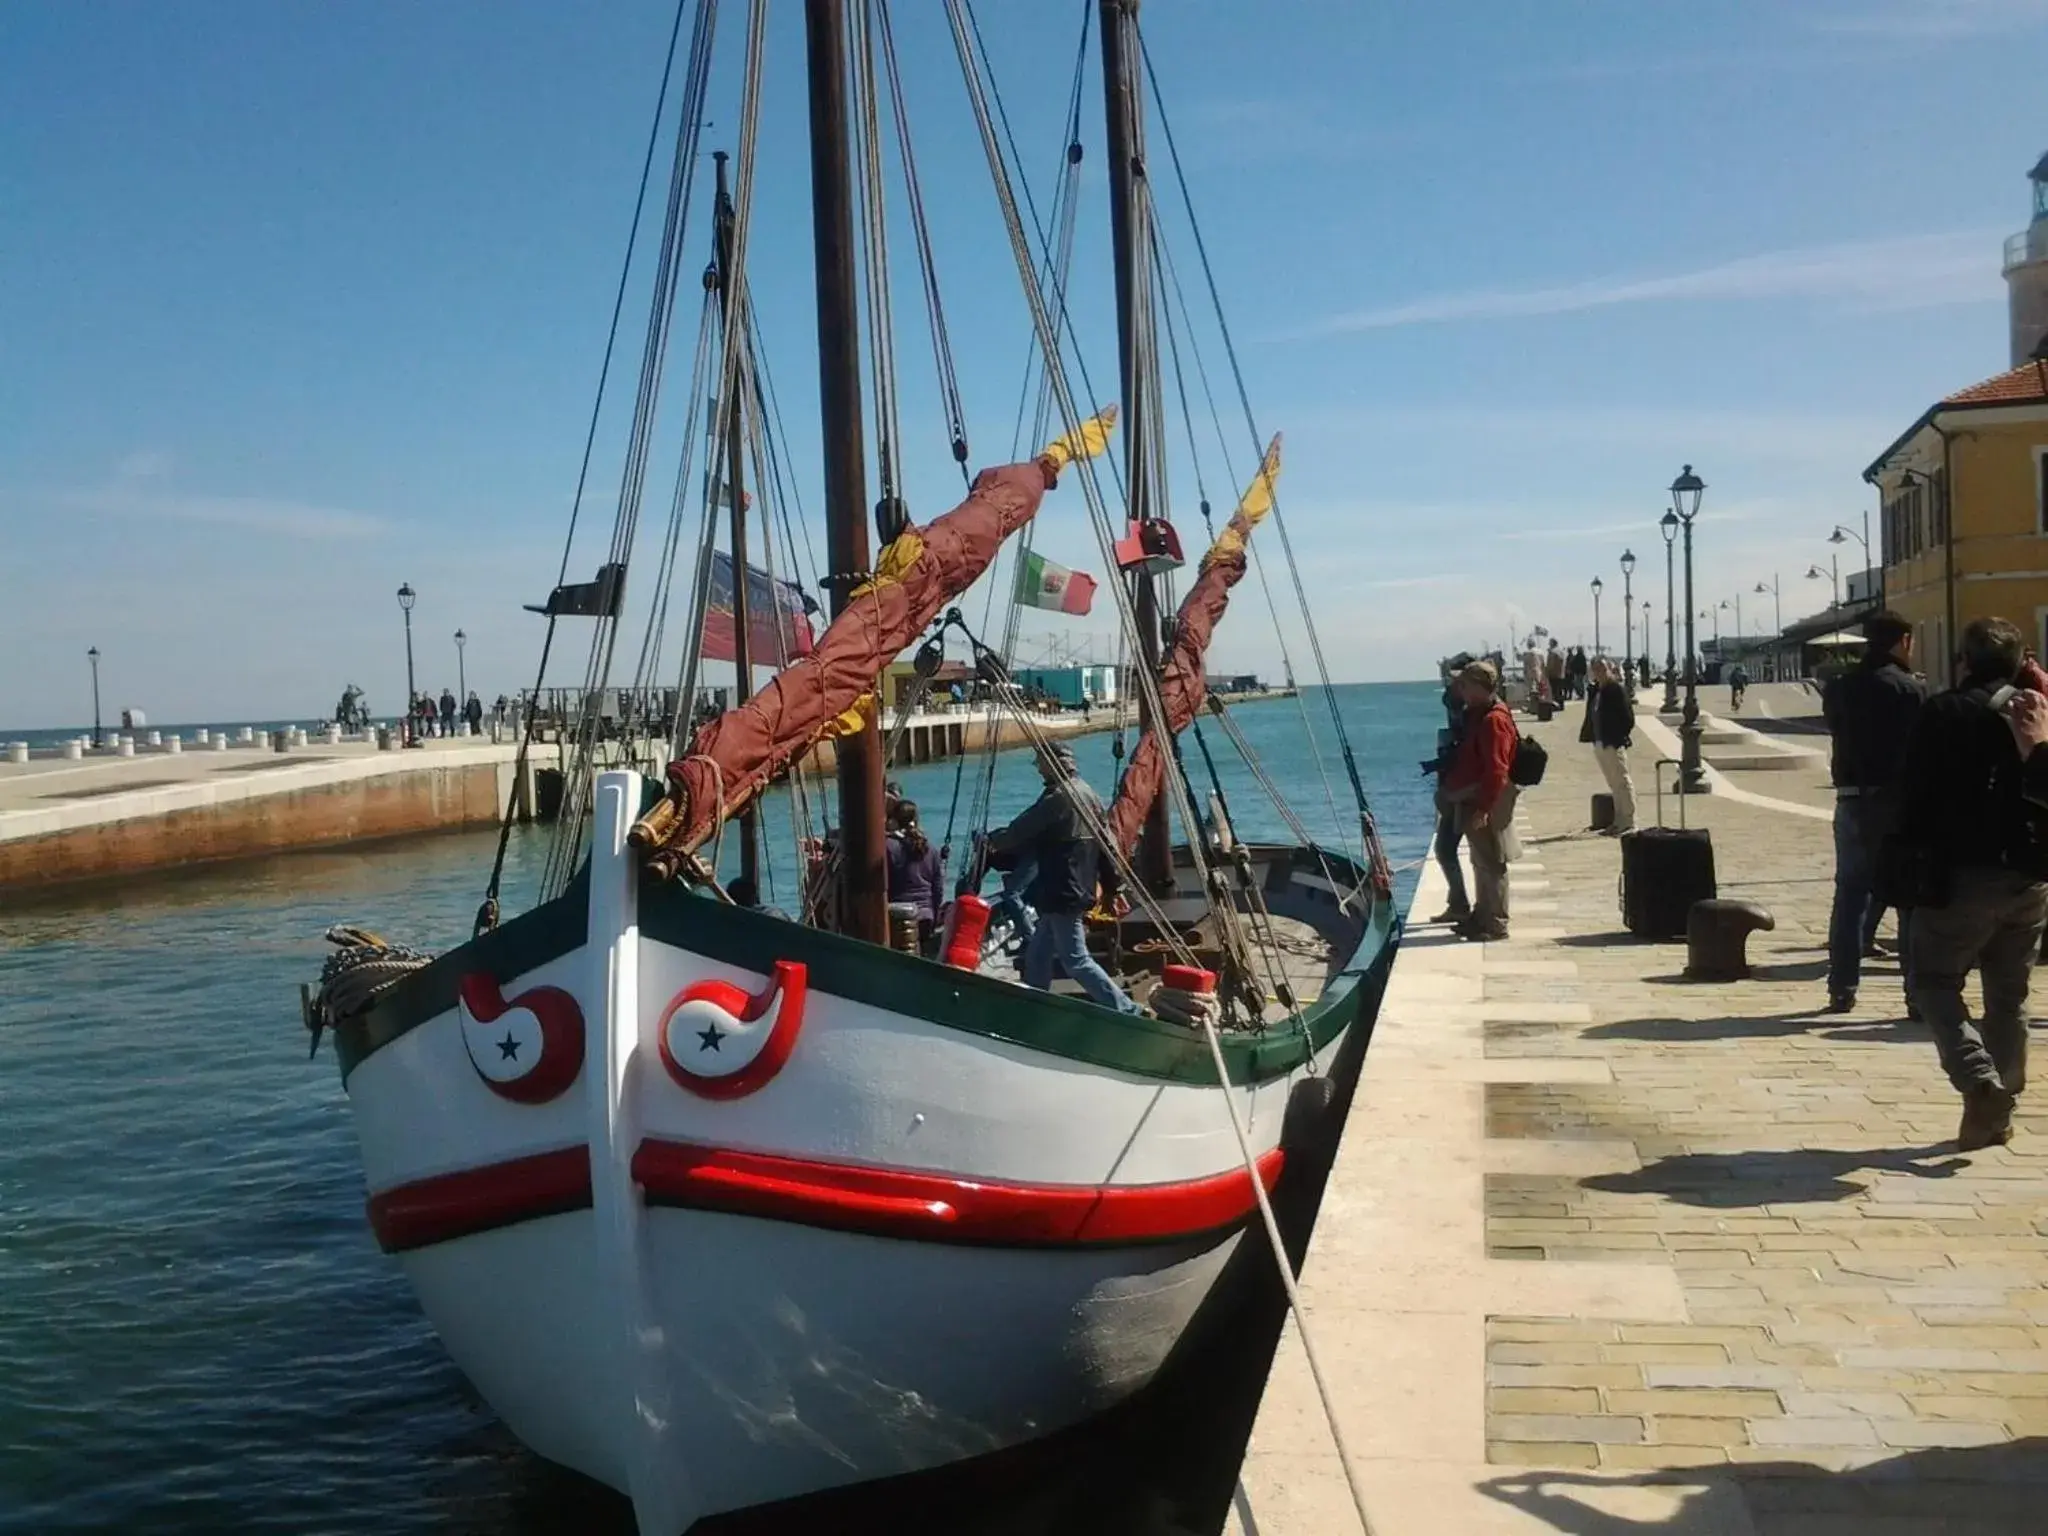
[804,0,888,943]
[1099,0,1173,891]
[711,150,759,893]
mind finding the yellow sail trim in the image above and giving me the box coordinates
[849,528,927,601]
[1206,432,1282,567]
[1040,404,1119,475]
[822,693,873,741]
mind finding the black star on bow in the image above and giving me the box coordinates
[497,1032,521,1062]
[696,1023,725,1052]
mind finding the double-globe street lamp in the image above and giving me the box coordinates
[398,582,419,747]
[1672,465,1708,794]
[1659,508,1680,712]
[1591,575,1604,654]
[455,628,468,725]
[1620,548,1637,687]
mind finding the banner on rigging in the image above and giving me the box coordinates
[701,550,818,667]
[1014,551,1097,616]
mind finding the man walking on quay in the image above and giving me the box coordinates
[1895,617,2048,1150]
[1441,659,1518,941]
[1822,610,1926,1014]
[1588,656,1636,834]
[1545,639,1567,706]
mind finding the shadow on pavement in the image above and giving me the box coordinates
[1581,1145,1966,1206]
[1477,1436,2048,1534]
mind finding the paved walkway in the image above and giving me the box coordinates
[1229,701,2048,1535]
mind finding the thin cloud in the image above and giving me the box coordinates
[1806,0,2048,38]
[58,485,390,540]
[1293,231,2002,337]
[1355,572,1468,589]
[1498,520,1647,543]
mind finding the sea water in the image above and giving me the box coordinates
[0,684,1439,1535]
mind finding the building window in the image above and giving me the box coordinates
[1932,468,1947,546]
[2036,447,2048,535]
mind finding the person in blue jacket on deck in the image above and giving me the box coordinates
[985,742,1136,1014]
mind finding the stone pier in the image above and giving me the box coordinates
[1228,690,2048,1535]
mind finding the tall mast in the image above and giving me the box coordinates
[712,150,759,892]
[805,0,888,943]
[1099,0,1172,890]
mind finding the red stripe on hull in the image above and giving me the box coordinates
[367,1146,592,1253]
[366,1142,1283,1253]
[631,1139,1285,1247]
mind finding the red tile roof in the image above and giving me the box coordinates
[1942,357,2048,406]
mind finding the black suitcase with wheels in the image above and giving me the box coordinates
[1620,826,1716,938]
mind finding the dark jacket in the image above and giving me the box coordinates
[885,832,944,922]
[987,778,1113,915]
[1896,675,2048,879]
[1592,679,1633,749]
[1822,655,1928,791]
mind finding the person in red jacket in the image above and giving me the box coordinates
[1440,659,1520,940]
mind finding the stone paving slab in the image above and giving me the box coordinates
[1229,704,2048,1536]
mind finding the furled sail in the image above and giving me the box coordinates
[634,409,1117,869]
[1107,434,1282,854]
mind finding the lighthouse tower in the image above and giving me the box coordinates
[2006,150,2048,365]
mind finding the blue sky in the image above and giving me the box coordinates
[4,0,2044,728]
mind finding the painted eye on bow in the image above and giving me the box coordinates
[657,961,809,1101]
[458,973,585,1105]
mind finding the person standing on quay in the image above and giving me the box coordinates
[1588,656,1636,835]
[1567,645,1589,701]
[1821,610,1926,1014]
[1545,640,1567,706]
[1441,660,1518,941]
[1895,618,2048,1150]
[1426,656,1473,925]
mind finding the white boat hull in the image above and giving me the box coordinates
[332,774,1393,1532]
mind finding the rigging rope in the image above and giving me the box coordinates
[542,0,737,899]
[479,0,701,929]
[1138,31,1378,847]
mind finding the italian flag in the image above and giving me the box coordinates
[1014,551,1098,615]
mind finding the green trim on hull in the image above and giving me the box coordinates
[335,849,1399,1090]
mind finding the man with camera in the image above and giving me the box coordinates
[1894,617,2048,1151]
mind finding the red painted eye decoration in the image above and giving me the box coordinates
[657,961,808,1101]
[457,973,586,1104]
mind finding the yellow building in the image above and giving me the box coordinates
[1864,357,2048,668]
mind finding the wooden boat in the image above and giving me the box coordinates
[308,4,1400,1531]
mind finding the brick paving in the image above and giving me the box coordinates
[1231,695,2048,1535]
[1476,707,2048,1496]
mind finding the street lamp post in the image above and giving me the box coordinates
[1807,555,1839,608]
[87,646,103,748]
[1660,510,1679,712]
[454,628,468,727]
[1641,599,1652,687]
[397,583,418,747]
[1591,575,1604,655]
[1828,524,1871,606]
[1755,576,1781,679]
[1620,548,1637,690]
[1672,465,1708,794]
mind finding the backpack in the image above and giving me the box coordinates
[1509,732,1548,787]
